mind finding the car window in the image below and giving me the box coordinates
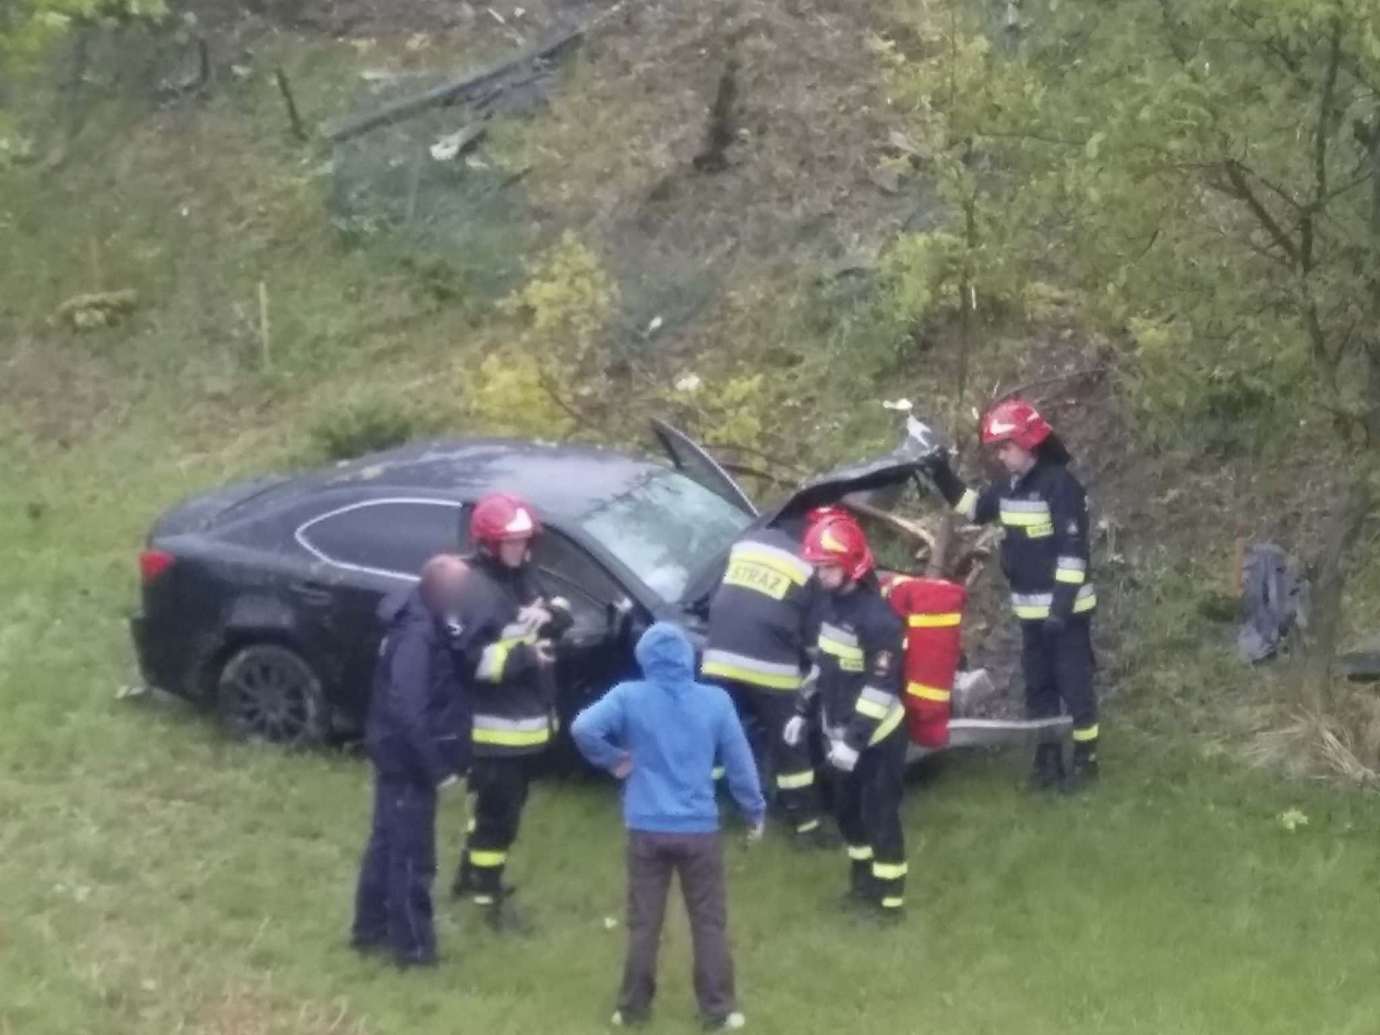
[530,531,625,629]
[297,499,462,578]
[576,469,753,604]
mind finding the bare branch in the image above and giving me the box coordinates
[1220,160,1301,266]
[535,368,602,434]
[1303,17,1345,277]
[994,366,1109,405]
[1236,162,1304,213]
[974,126,1087,148]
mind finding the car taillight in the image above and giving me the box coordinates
[139,549,176,584]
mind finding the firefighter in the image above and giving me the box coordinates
[700,524,830,847]
[786,512,909,920]
[922,397,1100,791]
[448,492,561,931]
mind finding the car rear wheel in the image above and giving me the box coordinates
[216,643,327,747]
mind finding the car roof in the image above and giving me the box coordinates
[257,437,674,522]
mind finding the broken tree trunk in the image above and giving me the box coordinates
[1298,477,1373,711]
[322,27,584,143]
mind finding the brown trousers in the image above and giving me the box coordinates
[619,831,735,1021]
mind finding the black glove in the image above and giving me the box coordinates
[537,597,575,641]
[1043,614,1068,638]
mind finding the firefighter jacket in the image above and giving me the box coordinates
[796,577,906,754]
[448,554,554,758]
[702,528,821,693]
[930,456,1097,623]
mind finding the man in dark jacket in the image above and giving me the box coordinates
[351,554,471,968]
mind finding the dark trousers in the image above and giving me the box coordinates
[620,831,736,1022]
[833,726,907,909]
[733,682,821,835]
[1021,616,1098,738]
[352,774,438,964]
[455,754,531,901]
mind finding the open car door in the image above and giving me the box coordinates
[678,416,944,609]
[650,418,758,517]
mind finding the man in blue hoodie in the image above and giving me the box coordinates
[351,554,471,968]
[572,623,765,1031]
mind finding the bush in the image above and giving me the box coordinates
[307,396,426,462]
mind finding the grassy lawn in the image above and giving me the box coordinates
[4,422,1380,1035]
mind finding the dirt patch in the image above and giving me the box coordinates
[187,979,368,1035]
[1,338,138,447]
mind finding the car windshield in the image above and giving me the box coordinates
[577,469,753,604]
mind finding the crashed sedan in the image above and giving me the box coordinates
[129,417,1069,759]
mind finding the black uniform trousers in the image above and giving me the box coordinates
[833,724,907,909]
[1020,615,1097,736]
[456,754,531,901]
[725,680,822,836]
[353,774,438,964]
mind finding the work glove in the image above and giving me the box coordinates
[826,740,860,773]
[1043,614,1068,639]
[532,639,557,667]
[920,451,952,480]
[782,715,808,748]
[517,602,553,633]
[540,597,575,640]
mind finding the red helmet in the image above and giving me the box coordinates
[980,397,1052,451]
[802,514,874,583]
[470,492,541,551]
[805,504,853,526]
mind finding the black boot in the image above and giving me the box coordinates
[838,858,874,912]
[1063,742,1100,793]
[1028,742,1065,792]
[451,858,475,899]
[791,819,840,851]
[483,888,534,935]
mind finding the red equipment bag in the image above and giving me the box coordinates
[881,575,967,748]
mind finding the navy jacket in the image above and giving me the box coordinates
[366,588,470,784]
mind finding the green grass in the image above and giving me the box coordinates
[5,421,1380,1035]
[4,14,1380,1032]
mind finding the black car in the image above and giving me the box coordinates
[130,419,933,751]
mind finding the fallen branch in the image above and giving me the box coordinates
[994,365,1109,404]
[323,27,584,143]
[848,500,939,555]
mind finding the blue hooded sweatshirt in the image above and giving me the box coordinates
[571,623,765,835]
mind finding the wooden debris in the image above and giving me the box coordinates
[323,26,584,143]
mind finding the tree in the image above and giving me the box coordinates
[889,0,1380,698]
